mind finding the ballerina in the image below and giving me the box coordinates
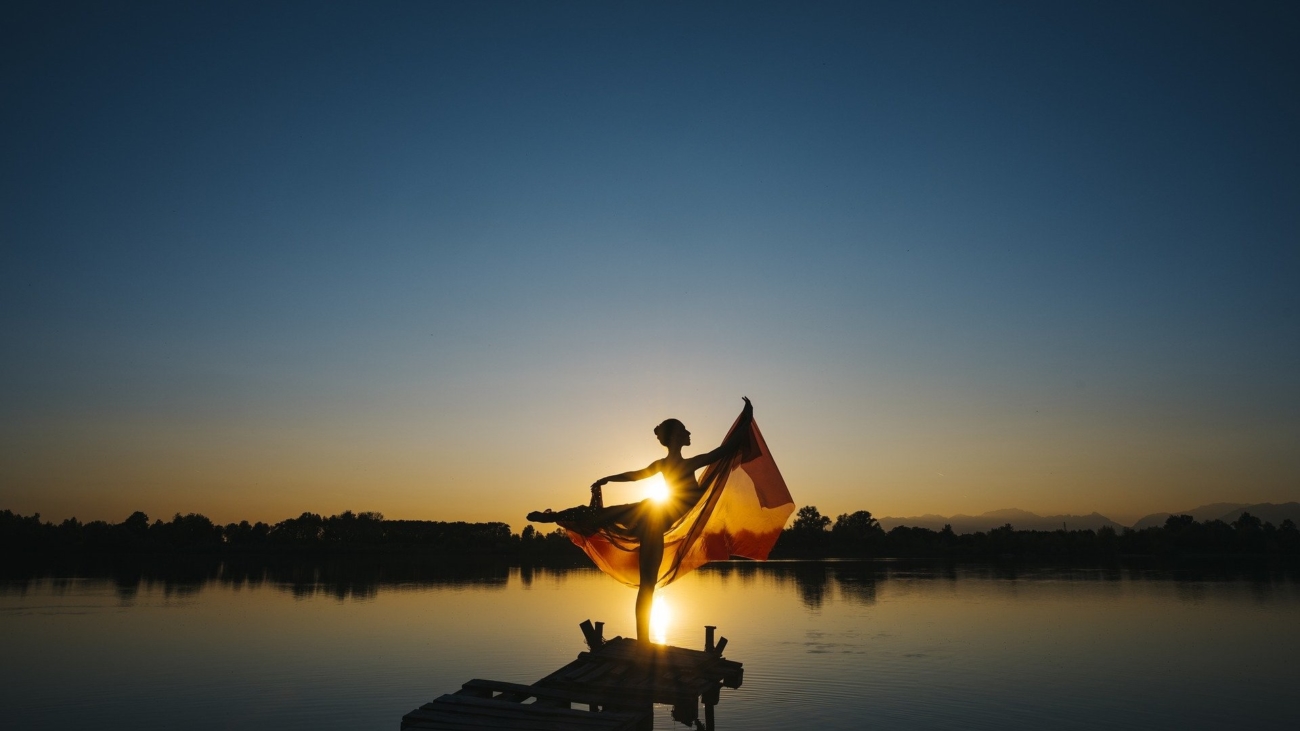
[530,397,794,644]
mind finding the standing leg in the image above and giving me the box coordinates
[635,505,666,643]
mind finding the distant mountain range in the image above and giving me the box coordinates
[1130,502,1300,530]
[878,502,1300,534]
[877,508,1124,534]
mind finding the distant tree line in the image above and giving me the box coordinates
[4,505,1298,560]
[0,509,584,561]
[769,506,1300,558]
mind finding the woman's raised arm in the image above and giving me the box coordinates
[687,397,754,469]
[592,460,663,489]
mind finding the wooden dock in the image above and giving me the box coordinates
[401,621,743,730]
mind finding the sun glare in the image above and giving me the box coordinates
[650,595,671,644]
[644,473,669,503]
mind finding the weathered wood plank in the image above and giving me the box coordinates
[533,679,653,706]
[415,698,607,724]
[460,679,612,708]
[404,713,635,731]
[404,710,617,730]
[408,701,604,724]
[403,695,640,731]
[573,659,619,684]
[593,637,741,673]
[435,693,636,720]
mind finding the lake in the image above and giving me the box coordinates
[2,558,1297,730]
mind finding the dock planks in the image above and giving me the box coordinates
[403,694,642,731]
[400,621,742,731]
[539,638,742,705]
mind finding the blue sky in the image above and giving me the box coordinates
[2,1,1297,525]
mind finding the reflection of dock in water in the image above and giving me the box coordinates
[400,620,743,730]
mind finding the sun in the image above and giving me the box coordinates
[644,473,669,503]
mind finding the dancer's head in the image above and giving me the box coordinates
[654,418,690,448]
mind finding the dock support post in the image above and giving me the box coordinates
[704,625,716,653]
[713,636,728,656]
[580,619,604,650]
[707,681,728,723]
[703,683,720,731]
[671,695,699,727]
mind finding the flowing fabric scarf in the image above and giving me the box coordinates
[560,410,795,588]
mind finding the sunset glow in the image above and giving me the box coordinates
[0,1,1294,533]
[644,474,669,504]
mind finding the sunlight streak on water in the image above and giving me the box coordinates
[650,594,671,644]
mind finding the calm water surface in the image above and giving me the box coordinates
[2,559,1297,730]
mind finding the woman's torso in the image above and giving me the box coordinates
[660,456,706,516]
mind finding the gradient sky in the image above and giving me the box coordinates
[2,1,1297,528]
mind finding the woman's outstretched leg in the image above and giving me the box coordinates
[635,506,665,643]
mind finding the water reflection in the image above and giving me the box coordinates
[2,557,1299,731]
[0,555,526,601]
[0,556,1289,601]
[5,557,1298,605]
[649,595,672,644]
[694,558,1300,611]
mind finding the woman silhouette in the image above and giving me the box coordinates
[531,397,753,642]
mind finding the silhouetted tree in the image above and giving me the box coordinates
[772,505,832,556]
[792,505,831,532]
[831,510,884,556]
[5,505,1299,559]
[123,511,150,535]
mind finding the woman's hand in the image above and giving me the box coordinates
[591,478,609,489]
[723,397,754,453]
